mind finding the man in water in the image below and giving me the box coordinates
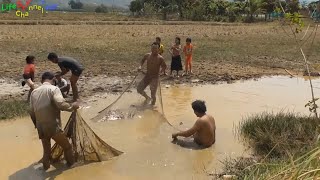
[137,42,167,105]
[172,100,216,148]
[47,53,84,101]
[29,72,80,170]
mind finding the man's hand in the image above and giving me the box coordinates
[71,102,80,110]
[172,133,178,140]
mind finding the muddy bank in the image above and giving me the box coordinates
[0,66,289,102]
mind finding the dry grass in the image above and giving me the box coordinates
[0,13,319,83]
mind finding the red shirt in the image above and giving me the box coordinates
[24,64,35,75]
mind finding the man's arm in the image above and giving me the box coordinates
[59,66,69,76]
[139,54,149,70]
[173,45,181,52]
[169,45,173,55]
[59,79,68,89]
[172,119,201,139]
[28,96,36,128]
[52,88,77,112]
[160,57,167,75]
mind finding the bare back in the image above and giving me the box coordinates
[194,115,216,147]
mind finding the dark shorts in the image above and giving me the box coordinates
[71,69,83,77]
[23,73,34,81]
[171,55,183,71]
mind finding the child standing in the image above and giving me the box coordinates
[183,37,193,75]
[156,37,164,55]
[169,37,183,77]
[22,55,36,102]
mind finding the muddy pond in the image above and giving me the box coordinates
[1,75,319,180]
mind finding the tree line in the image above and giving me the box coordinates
[129,0,318,22]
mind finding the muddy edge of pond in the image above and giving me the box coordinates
[0,68,296,102]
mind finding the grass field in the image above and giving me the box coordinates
[0,13,319,87]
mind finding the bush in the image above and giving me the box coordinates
[95,4,109,13]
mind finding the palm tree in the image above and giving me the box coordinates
[245,0,262,22]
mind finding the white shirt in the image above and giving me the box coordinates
[30,82,74,139]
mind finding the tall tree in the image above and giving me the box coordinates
[245,0,262,22]
[129,0,144,15]
[69,0,83,9]
[261,0,276,20]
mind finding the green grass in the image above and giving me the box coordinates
[238,112,320,158]
[217,112,320,179]
[0,100,29,120]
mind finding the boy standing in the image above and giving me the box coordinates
[156,37,164,55]
[183,38,193,75]
[22,55,36,102]
[47,53,84,101]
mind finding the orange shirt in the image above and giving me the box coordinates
[183,44,193,58]
[24,64,35,75]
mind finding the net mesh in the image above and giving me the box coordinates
[50,111,123,164]
[46,72,177,165]
[90,73,144,122]
[90,72,176,129]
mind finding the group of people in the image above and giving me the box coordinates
[22,56,70,101]
[137,40,216,148]
[155,36,194,77]
[24,39,214,171]
[22,53,85,170]
[22,52,84,102]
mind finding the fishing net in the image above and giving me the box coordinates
[91,72,163,121]
[49,111,123,164]
[90,71,176,128]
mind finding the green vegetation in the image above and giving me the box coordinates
[218,112,320,179]
[0,100,29,120]
[129,0,303,22]
[239,112,319,158]
[95,4,109,13]
[68,0,84,10]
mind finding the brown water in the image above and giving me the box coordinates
[2,76,320,180]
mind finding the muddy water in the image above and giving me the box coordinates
[2,76,320,180]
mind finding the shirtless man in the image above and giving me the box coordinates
[137,42,167,105]
[172,100,216,148]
